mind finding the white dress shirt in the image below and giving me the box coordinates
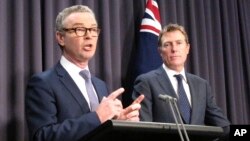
[60,56,98,109]
[162,64,192,106]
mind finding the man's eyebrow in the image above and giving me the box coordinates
[71,23,98,27]
[71,23,84,27]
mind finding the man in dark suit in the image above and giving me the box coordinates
[25,5,144,141]
[132,23,230,138]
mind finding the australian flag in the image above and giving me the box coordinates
[134,0,162,77]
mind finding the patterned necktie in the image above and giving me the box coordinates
[79,70,99,111]
[174,74,191,124]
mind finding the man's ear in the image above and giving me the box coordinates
[56,31,65,47]
[186,43,190,55]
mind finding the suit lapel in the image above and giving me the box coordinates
[186,73,199,123]
[55,63,90,112]
[156,67,178,99]
[91,77,108,102]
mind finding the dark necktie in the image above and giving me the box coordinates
[79,70,99,111]
[174,74,191,124]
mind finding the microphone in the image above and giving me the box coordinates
[158,94,190,141]
[158,94,177,102]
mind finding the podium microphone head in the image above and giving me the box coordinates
[158,94,176,101]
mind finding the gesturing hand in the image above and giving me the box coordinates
[96,88,144,123]
[117,94,144,121]
[96,88,124,123]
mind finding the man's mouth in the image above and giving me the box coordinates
[83,44,92,50]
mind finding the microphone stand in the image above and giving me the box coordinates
[172,97,190,141]
[167,96,185,141]
[159,94,190,141]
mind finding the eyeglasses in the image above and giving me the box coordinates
[62,27,100,37]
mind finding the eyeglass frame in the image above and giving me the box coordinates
[62,27,101,37]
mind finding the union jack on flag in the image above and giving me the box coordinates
[134,0,162,77]
[140,0,162,36]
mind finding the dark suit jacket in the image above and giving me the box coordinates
[132,66,230,135]
[25,62,109,141]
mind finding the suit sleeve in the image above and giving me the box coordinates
[204,81,230,137]
[132,75,154,121]
[25,75,101,141]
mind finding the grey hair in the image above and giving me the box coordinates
[55,5,96,32]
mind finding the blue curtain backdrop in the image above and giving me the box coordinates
[0,0,250,141]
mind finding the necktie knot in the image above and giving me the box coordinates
[80,70,91,80]
[174,74,183,82]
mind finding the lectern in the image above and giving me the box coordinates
[81,120,224,141]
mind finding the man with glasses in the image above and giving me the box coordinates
[25,5,144,141]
